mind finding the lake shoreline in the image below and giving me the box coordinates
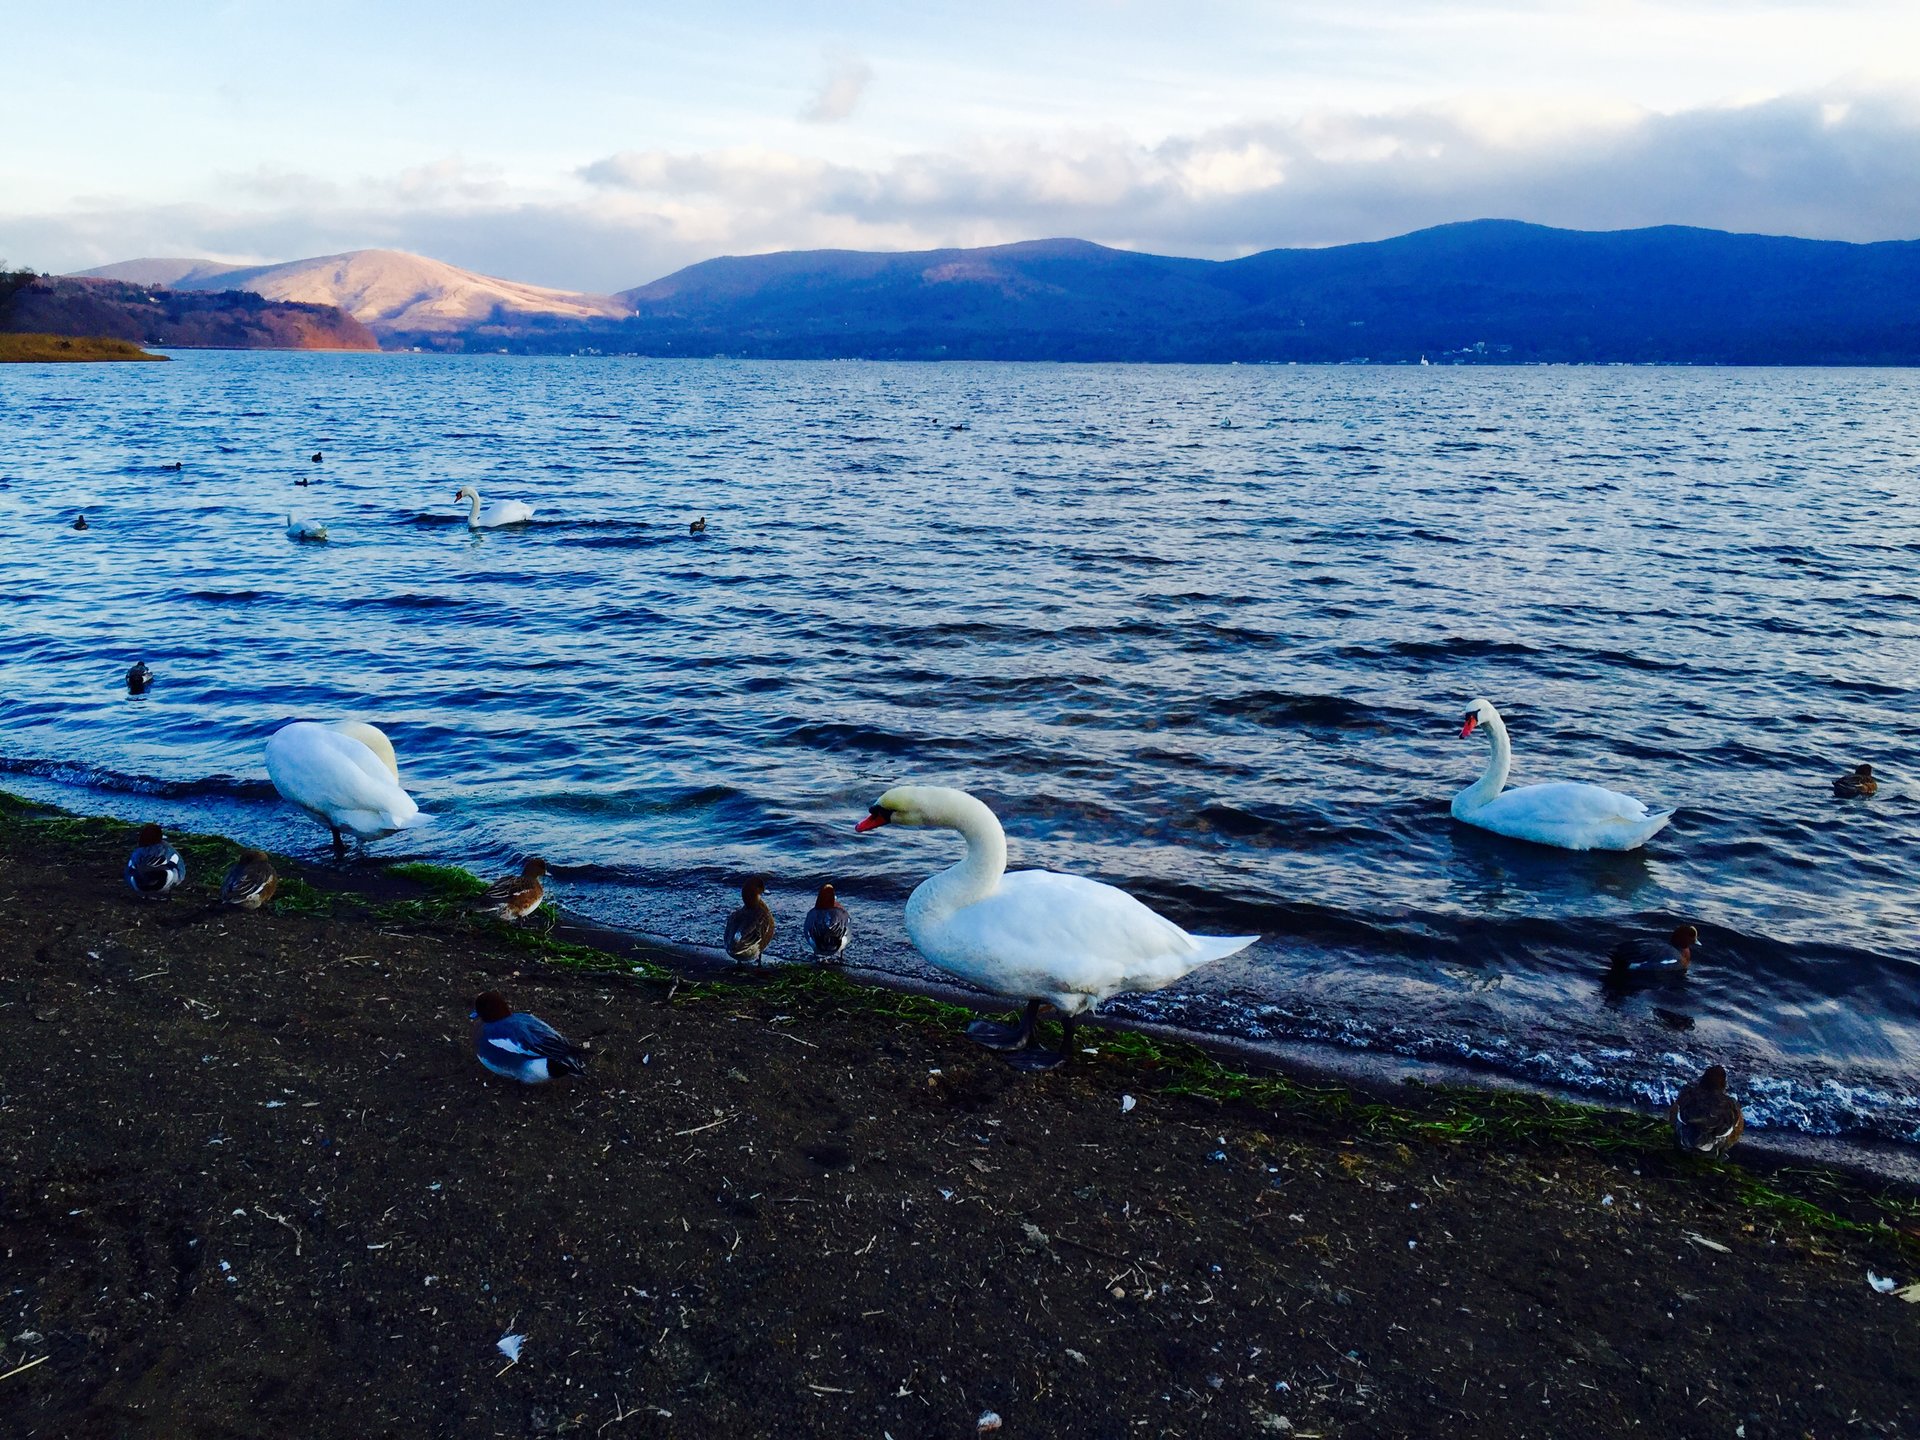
[3,796,1916,1437]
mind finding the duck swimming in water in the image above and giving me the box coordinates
[1834,764,1877,798]
[1610,924,1697,978]
[125,823,185,899]
[470,991,588,1084]
[688,516,706,534]
[804,882,850,964]
[126,661,153,695]
[72,514,88,531]
[1670,1064,1744,1157]
[724,878,776,964]
[474,858,548,922]
[856,786,1258,1070]
[219,850,279,910]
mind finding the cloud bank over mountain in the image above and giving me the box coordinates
[10,83,1920,294]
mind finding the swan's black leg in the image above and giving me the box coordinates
[968,998,1040,1052]
[1001,1008,1075,1072]
[330,827,347,859]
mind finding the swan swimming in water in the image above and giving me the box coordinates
[265,719,428,856]
[285,513,328,542]
[454,485,535,529]
[855,785,1258,1069]
[1452,699,1674,852]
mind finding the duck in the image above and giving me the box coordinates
[126,661,153,695]
[295,476,312,487]
[688,517,707,535]
[1834,764,1877,799]
[163,461,183,472]
[285,513,328,542]
[724,878,776,964]
[1670,1064,1744,1157]
[311,451,323,464]
[264,719,427,856]
[219,849,279,910]
[125,823,185,899]
[72,514,88,531]
[470,991,588,1084]
[474,858,548,922]
[855,786,1259,1070]
[454,485,535,529]
[1610,923,1698,978]
[803,882,850,964]
[1453,699,1674,851]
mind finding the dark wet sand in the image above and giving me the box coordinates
[1,803,1916,1439]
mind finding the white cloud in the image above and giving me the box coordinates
[8,82,1920,292]
[799,53,872,124]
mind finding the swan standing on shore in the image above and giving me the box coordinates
[855,785,1258,1070]
[265,720,427,856]
[454,486,534,529]
[1453,699,1674,851]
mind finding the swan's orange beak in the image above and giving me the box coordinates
[1460,714,1478,738]
[855,806,891,833]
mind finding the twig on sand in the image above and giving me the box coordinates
[0,1356,48,1383]
[675,1112,738,1137]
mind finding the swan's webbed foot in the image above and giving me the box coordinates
[967,998,1041,1052]
[1000,1043,1070,1072]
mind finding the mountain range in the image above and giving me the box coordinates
[70,220,1920,363]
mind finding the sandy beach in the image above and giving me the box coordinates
[1,796,1916,1439]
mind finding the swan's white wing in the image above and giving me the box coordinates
[918,870,1254,1008]
[1481,781,1651,826]
[266,723,419,835]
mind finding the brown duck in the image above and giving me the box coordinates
[1610,923,1697,978]
[1833,764,1877,798]
[1670,1064,1745,1157]
[724,878,775,964]
[219,850,279,910]
[474,858,548,921]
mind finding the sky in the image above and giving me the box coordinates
[4,0,1920,292]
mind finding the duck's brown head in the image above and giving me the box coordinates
[522,857,548,879]
[1671,924,1699,951]
[136,822,163,846]
[815,882,837,908]
[1700,1064,1729,1092]
[741,877,768,903]
[1855,763,1874,779]
[473,991,512,1023]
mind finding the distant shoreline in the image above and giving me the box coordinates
[0,332,167,363]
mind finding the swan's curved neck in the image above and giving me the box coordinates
[463,490,482,525]
[1459,711,1512,810]
[926,793,1007,910]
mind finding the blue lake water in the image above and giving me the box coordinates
[2,352,1916,1157]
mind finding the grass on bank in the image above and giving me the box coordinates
[4,791,1916,1247]
[0,333,167,363]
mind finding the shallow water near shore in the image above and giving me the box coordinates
[2,352,1916,1156]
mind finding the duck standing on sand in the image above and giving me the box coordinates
[1834,764,1877,798]
[126,661,153,695]
[125,823,185,899]
[470,992,589,1084]
[855,785,1258,1070]
[1453,699,1674,851]
[725,878,776,964]
[219,850,279,910]
[474,858,548,922]
[804,882,850,964]
[265,719,428,856]
[1610,924,1697,979]
[1671,1064,1744,1157]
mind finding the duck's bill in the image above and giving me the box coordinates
[1460,714,1478,738]
[854,807,891,832]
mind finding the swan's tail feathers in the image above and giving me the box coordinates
[392,810,432,831]
[1632,807,1676,847]
[1188,933,1261,965]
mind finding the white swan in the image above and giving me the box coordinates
[265,719,428,855]
[285,513,328,542]
[1453,699,1674,851]
[454,485,534,529]
[855,785,1258,1069]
